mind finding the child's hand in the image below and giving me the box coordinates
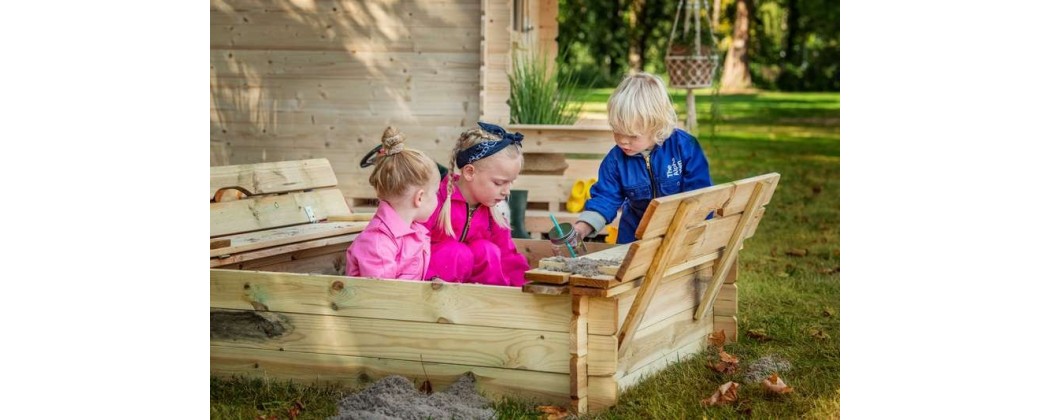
[573,222,594,240]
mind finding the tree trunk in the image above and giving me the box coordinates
[720,0,752,92]
[713,0,721,30]
[627,0,646,74]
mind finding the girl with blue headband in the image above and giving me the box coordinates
[422,122,530,286]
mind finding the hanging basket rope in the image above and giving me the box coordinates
[665,0,720,88]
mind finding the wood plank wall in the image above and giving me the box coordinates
[211,0,483,190]
[212,0,561,209]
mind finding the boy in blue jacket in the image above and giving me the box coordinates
[572,72,713,244]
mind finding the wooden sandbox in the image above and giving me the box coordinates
[210,159,779,413]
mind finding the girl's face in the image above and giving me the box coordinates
[461,153,522,207]
[414,169,441,222]
[613,132,657,156]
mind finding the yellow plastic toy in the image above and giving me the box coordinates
[567,177,598,213]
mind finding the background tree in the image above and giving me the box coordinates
[720,0,753,91]
[558,0,839,91]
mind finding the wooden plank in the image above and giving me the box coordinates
[587,375,618,412]
[211,234,355,268]
[713,283,738,317]
[696,181,769,320]
[211,346,570,406]
[211,269,572,332]
[210,221,365,257]
[327,213,374,222]
[613,306,713,377]
[211,309,571,373]
[635,173,780,240]
[247,249,345,276]
[211,0,482,14]
[613,238,660,281]
[617,200,699,358]
[522,282,569,295]
[723,260,738,285]
[211,239,231,249]
[713,315,738,343]
[569,296,589,412]
[616,209,765,282]
[215,242,349,271]
[583,335,617,377]
[210,188,352,237]
[572,278,641,298]
[524,269,570,285]
[210,158,337,199]
[587,265,711,336]
[521,153,569,175]
[505,125,614,154]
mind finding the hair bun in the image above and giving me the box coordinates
[380,126,405,155]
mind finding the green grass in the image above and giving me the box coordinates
[210,90,840,419]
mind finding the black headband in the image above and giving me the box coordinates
[455,122,524,169]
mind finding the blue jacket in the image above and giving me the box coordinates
[583,128,712,244]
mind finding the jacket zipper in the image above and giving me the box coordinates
[459,204,478,242]
[642,152,658,197]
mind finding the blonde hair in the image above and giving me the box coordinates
[607,72,678,143]
[437,128,523,236]
[368,127,438,201]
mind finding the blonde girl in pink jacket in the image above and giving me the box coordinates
[346,127,441,280]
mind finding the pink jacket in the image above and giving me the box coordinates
[346,200,431,280]
[424,174,530,286]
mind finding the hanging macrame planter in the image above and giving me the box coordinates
[665,0,720,88]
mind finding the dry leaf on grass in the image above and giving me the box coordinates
[818,266,840,275]
[708,329,727,348]
[287,400,304,419]
[762,373,794,394]
[809,329,829,340]
[707,350,740,374]
[822,307,836,317]
[785,248,808,257]
[537,405,570,419]
[746,329,772,342]
[701,381,739,406]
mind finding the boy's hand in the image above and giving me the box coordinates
[573,222,594,240]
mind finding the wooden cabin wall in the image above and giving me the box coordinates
[212,0,560,209]
[211,0,484,189]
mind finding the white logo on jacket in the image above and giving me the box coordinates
[666,158,682,177]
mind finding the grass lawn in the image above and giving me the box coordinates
[210,90,840,419]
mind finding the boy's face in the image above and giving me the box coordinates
[613,132,657,156]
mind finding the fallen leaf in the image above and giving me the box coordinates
[809,329,829,340]
[707,350,740,374]
[701,381,739,406]
[818,266,840,275]
[537,405,570,419]
[708,330,727,348]
[785,248,808,257]
[719,350,739,364]
[746,329,772,342]
[288,400,304,419]
[762,372,794,394]
[822,307,836,317]
[419,379,432,395]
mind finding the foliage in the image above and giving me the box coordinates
[558,0,839,91]
[509,49,585,125]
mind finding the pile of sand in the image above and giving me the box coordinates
[329,374,494,420]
